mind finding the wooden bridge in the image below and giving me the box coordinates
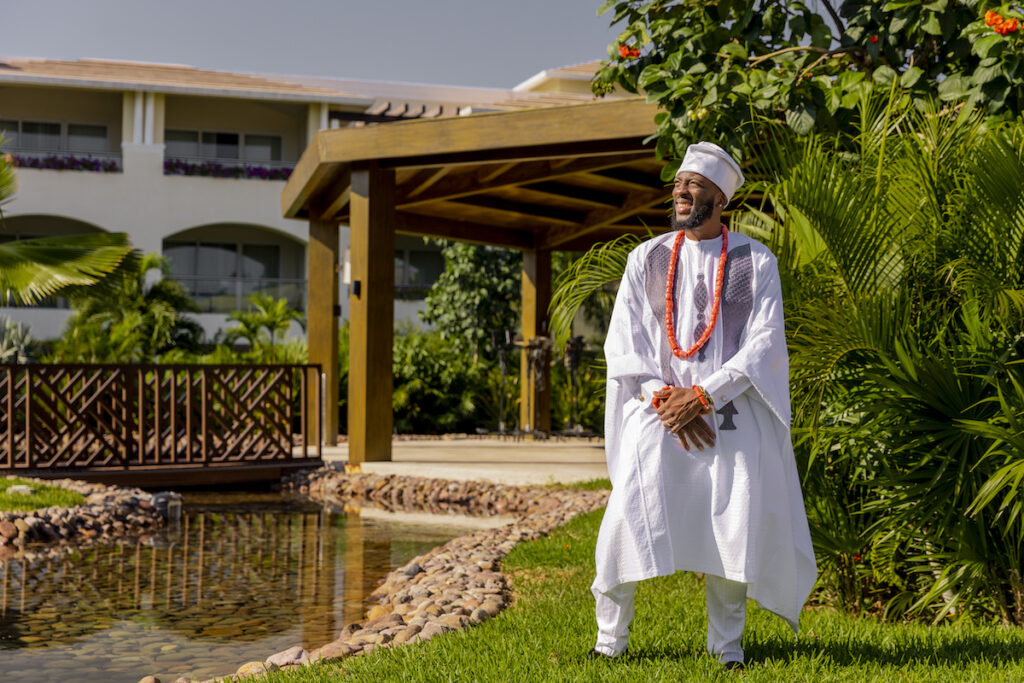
[0,364,323,487]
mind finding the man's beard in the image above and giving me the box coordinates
[671,196,715,231]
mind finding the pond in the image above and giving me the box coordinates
[0,490,493,682]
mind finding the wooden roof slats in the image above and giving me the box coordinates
[394,152,649,208]
[450,195,584,227]
[542,185,670,249]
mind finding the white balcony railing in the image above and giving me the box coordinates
[173,277,306,314]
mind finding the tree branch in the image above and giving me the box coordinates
[820,0,846,36]
[750,45,865,68]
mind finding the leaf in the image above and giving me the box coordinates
[719,41,747,61]
[972,34,1004,60]
[872,65,898,87]
[921,12,943,35]
[900,66,924,89]
[785,103,817,135]
[937,73,970,101]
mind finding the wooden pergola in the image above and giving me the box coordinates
[281,97,670,463]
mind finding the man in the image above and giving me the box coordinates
[590,141,816,669]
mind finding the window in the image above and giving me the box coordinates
[165,130,199,158]
[407,250,445,286]
[165,129,282,162]
[0,120,109,154]
[244,135,281,162]
[20,122,61,151]
[201,132,239,159]
[394,246,444,298]
[0,120,17,147]
[164,241,291,313]
[242,244,280,278]
[67,124,108,153]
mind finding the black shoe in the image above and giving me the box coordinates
[586,647,626,660]
[723,661,745,672]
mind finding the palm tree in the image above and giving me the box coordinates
[0,148,135,306]
[224,292,305,363]
[48,253,204,363]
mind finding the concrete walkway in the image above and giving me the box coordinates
[320,437,608,486]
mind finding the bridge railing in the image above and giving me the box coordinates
[0,364,322,471]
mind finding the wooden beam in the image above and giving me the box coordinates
[314,167,351,221]
[394,212,534,250]
[403,167,451,199]
[319,98,658,169]
[282,136,332,219]
[452,195,584,226]
[307,218,339,445]
[520,248,552,434]
[348,161,395,464]
[542,186,669,249]
[395,152,650,208]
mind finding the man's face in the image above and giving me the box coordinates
[671,171,722,231]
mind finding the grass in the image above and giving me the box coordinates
[0,477,85,511]
[262,507,1024,682]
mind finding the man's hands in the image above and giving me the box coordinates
[653,386,716,451]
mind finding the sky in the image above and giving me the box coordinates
[5,0,622,89]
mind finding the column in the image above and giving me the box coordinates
[348,161,395,463]
[308,218,340,445]
[520,247,552,434]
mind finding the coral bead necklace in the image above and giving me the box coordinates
[665,226,728,359]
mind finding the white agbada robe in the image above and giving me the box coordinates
[594,229,816,631]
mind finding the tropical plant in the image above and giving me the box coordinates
[594,1,1024,165]
[419,241,521,355]
[550,95,1024,624]
[224,293,305,363]
[48,253,204,363]
[391,325,485,434]
[0,146,134,305]
[0,317,32,363]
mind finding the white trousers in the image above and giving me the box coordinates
[592,574,747,663]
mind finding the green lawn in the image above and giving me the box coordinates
[0,477,85,511]
[264,507,1024,682]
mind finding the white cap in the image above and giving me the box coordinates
[675,141,745,202]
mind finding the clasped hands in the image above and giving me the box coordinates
[653,386,716,451]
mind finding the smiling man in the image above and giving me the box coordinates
[589,142,816,670]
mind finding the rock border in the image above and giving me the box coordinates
[213,468,609,680]
[0,475,167,560]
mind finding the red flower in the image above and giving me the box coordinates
[869,35,879,44]
[619,45,631,58]
[986,10,1002,27]
[629,48,641,58]
[853,554,862,562]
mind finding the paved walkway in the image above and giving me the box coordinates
[320,437,608,486]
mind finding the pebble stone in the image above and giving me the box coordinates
[0,476,165,561]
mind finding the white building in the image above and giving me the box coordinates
[0,57,602,339]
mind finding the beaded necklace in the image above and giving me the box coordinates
[665,226,728,359]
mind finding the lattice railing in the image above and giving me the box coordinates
[0,364,322,471]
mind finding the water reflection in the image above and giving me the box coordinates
[0,492,461,682]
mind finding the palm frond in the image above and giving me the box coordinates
[0,233,135,305]
[549,232,642,349]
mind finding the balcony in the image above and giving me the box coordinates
[4,148,121,173]
[163,155,295,181]
[172,276,306,314]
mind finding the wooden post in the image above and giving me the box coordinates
[520,247,552,434]
[308,218,340,445]
[348,161,395,463]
